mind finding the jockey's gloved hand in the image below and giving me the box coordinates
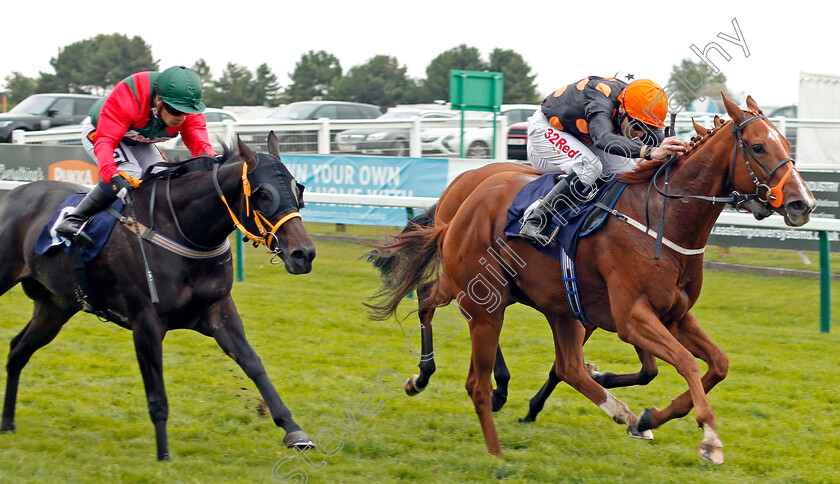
[110,174,134,204]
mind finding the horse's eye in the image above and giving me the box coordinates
[751,144,765,154]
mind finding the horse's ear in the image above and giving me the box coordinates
[714,115,725,128]
[721,91,744,123]
[267,131,281,158]
[237,135,258,169]
[692,118,711,136]
[745,95,763,114]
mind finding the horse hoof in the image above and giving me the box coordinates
[518,415,536,423]
[585,362,601,377]
[699,443,725,465]
[405,375,425,396]
[627,428,654,440]
[0,422,15,433]
[635,407,656,432]
[491,390,507,412]
[284,430,314,449]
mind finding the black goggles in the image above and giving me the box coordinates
[163,103,186,117]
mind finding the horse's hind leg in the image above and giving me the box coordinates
[2,297,74,432]
[462,306,505,455]
[491,345,510,412]
[591,345,659,388]
[547,318,649,438]
[405,281,437,396]
[204,296,313,450]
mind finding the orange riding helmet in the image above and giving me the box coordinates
[618,79,668,128]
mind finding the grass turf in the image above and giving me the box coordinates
[0,235,838,483]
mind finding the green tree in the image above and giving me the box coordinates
[666,58,730,111]
[208,63,256,107]
[488,48,538,104]
[2,72,37,106]
[191,58,221,107]
[39,34,157,95]
[421,44,488,103]
[332,55,418,108]
[284,50,343,102]
[255,63,282,107]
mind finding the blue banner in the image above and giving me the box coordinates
[283,155,448,226]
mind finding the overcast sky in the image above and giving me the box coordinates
[4,1,836,110]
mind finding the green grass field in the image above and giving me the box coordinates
[1,233,838,483]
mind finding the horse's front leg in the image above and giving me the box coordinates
[633,311,728,460]
[131,311,170,461]
[204,296,313,449]
[616,304,725,465]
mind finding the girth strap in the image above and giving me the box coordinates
[107,208,231,259]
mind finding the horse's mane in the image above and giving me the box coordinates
[140,143,239,182]
[619,118,731,184]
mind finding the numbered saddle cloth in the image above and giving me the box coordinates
[35,193,124,262]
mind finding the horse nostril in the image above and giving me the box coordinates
[291,248,314,262]
[787,200,807,214]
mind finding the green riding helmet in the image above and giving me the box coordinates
[155,66,206,114]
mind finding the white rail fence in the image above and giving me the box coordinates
[12,115,840,168]
[11,116,512,160]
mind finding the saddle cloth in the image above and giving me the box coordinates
[35,194,124,262]
[503,173,626,261]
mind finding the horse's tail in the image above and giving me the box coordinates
[364,218,446,321]
[365,204,437,279]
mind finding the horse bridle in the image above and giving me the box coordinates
[212,160,302,256]
[645,111,796,259]
[651,112,796,210]
[729,113,796,209]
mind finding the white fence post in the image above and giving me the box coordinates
[318,118,330,154]
[410,118,422,158]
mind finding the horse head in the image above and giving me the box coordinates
[237,132,315,274]
[721,93,815,226]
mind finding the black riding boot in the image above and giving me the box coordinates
[55,184,115,247]
[518,173,594,246]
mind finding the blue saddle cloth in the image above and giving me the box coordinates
[503,174,623,261]
[35,194,124,262]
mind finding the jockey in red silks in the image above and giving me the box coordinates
[56,65,217,247]
[519,75,689,246]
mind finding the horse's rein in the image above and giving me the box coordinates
[212,161,301,252]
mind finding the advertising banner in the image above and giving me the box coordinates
[282,155,449,226]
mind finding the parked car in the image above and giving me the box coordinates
[202,107,240,123]
[421,104,538,159]
[506,120,529,160]
[334,108,456,157]
[260,101,381,152]
[0,93,99,142]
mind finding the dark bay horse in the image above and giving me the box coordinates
[366,94,815,464]
[0,133,316,460]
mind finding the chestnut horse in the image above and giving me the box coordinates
[380,162,661,421]
[0,134,316,460]
[366,94,815,464]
